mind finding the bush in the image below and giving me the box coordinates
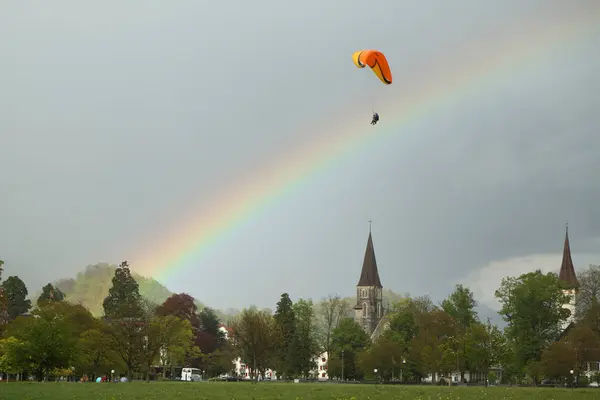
[578,375,589,387]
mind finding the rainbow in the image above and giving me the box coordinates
[134,6,600,281]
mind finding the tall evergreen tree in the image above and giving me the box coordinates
[292,299,319,377]
[37,283,66,305]
[195,307,225,355]
[102,261,144,380]
[2,276,32,320]
[0,260,7,325]
[273,293,296,379]
[199,307,221,337]
[102,261,142,319]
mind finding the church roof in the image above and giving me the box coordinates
[559,225,579,288]
[357,231,382,288]
[558,321,576,341]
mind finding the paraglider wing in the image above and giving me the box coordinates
[352,50,392,85]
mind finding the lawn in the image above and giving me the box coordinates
[0,381,597,400]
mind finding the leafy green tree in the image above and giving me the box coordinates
[273,293,296,379]
[495,270,570,370]
[0,336,26,380]
[464,318,507,386]
[208,343,237,377]
[317,294,349,358]
[540,324,600,386]
[37,283,65,305]
[541,340,576,383]
[329,317,370,380]
[136,300,192,382]
[442,284,478,382]
[409,308,457,383]
[46,301,99,338]
[102,261,142,319]
[292,298,319,378]
[442,284,478,328]
[2,276,32,321]
[158,318,197,380]
[137,299,195,382]
[3,302,82,380]
[566,324,600,380]
[76,328,119,380]
[357,334,404,382]
[524,360,544,385]
[386,296,435,344]
[498,341,521,384]
[385,295,435,382]
[138,300,161,382]
[230,306,275,383]
[104,316,143,381]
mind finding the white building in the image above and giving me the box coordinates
[314,352,329,380]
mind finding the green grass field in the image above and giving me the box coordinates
[0,382,597,400]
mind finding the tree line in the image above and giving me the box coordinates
[2,259,600,386]
[0,261,231,381]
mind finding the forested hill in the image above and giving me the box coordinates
[37,263,194,317]
[38,263,241,322]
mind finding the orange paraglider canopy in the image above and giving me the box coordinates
[352,50,392,85]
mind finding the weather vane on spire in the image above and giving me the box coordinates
[368,218,373,233]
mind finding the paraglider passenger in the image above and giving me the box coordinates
[371,112,379,125]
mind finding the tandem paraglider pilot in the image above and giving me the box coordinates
[352,49,391,127]
[371,112,379,125]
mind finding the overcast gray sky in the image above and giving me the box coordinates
[1,1,599,313]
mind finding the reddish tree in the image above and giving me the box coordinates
[196,330,219,354]
[156,293,201,330]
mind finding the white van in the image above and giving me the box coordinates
[181,367,202,381]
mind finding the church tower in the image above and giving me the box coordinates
[353,225,384,337]
[558,224,579,330]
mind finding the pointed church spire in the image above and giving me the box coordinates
[357,227,382,288]
[559,222,579,288]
